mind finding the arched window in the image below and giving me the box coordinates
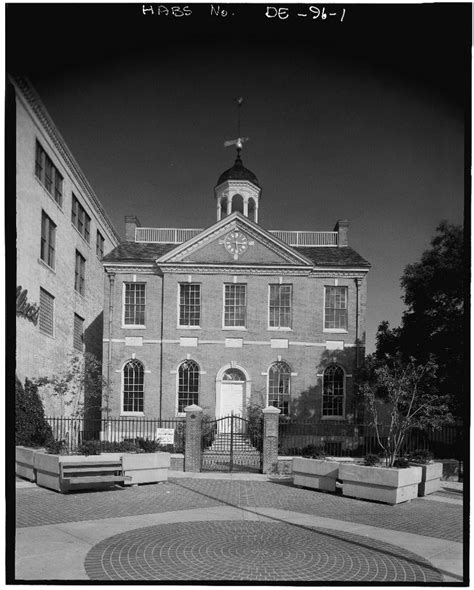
[178,360,200,413]
[322,365,345,417]
[232,193,244,214]
[268,361,291,415]
[123,359,144,413]
[222,368,245,381]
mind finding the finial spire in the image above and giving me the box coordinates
[224,96,249,157]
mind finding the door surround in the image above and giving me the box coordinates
[216,363,251,418]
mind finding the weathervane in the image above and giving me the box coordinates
[224,96,249,155]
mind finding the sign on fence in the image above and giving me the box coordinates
[156,428,175,444]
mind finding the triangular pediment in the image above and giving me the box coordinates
[157,213,313,267]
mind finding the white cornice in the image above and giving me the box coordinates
[309,269,368,278]
[158,266,312,276]
[104,264,156,274]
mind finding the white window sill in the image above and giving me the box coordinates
[222,326,247,331]
[122,325,146,330]
[323,329,348,334]
[268,327,292,331]
[121,412,145,417]
[38,258,56,273]
[177,325,201,330]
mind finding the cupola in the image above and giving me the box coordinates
[214,149,262,223]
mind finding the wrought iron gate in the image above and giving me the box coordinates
[201,413,263,473]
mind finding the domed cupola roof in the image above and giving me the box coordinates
[217,154,260,187]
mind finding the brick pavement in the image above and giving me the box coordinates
[83,521,443,582]
[16,479,463,542]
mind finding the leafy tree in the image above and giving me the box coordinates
[15,376,53,447]
[361,357,453,467]
[376,222,465,417]
[34,352,109,419]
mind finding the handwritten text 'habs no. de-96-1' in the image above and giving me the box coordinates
[141,5,346,20]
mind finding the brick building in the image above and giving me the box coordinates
[102,150,370,421]
[11,76,120,415]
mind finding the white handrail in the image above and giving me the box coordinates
[135,227,338,246]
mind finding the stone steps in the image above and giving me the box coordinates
[205,434,260,453]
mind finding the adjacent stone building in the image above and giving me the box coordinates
[102,150,370,421]
[11,75,120,415]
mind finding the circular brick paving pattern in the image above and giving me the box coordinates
[84,521,442,582]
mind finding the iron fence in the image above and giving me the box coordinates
[278,420,463,459]
[46,417,185,453]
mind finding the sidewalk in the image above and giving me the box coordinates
[15,475,464,582]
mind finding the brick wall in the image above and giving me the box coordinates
[103,268,367,420]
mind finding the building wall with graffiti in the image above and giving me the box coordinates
[11,76,120,415]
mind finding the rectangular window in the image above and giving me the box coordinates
[324,286,348,330]
[269,284,292,328]
[224,284,247,327]
[71,194,91,242]
[44,156,53,193]
[73,313,84,351]
[35,141,63,207]
[179,284,201,327]
[35,141,43,179]
[96,230,105,259]
[74,250,86,295]
[124,283,146,326]
[40,211,56,269]
[71,195,78,226]
[39,288,54,336]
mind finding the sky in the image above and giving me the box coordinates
[7,2,469,352]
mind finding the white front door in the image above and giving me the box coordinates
[219,382,244,418]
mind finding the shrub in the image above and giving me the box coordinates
[15,376,53,447]
[137,438,160,453]
[100,440,140,453]
[301,444,326,459]
[45,439,67,455]
[78,440,102,456]
[363,453,380,466]
[393,457,410,469]
[407,449,433,464]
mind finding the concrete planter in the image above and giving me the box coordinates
[293,457,340,492]
[16,446,40,481]
[121,452,171,485]
[339,463,422,505]
[34,452,125,493]
[33,451,171,492]
[411,461,443,496]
